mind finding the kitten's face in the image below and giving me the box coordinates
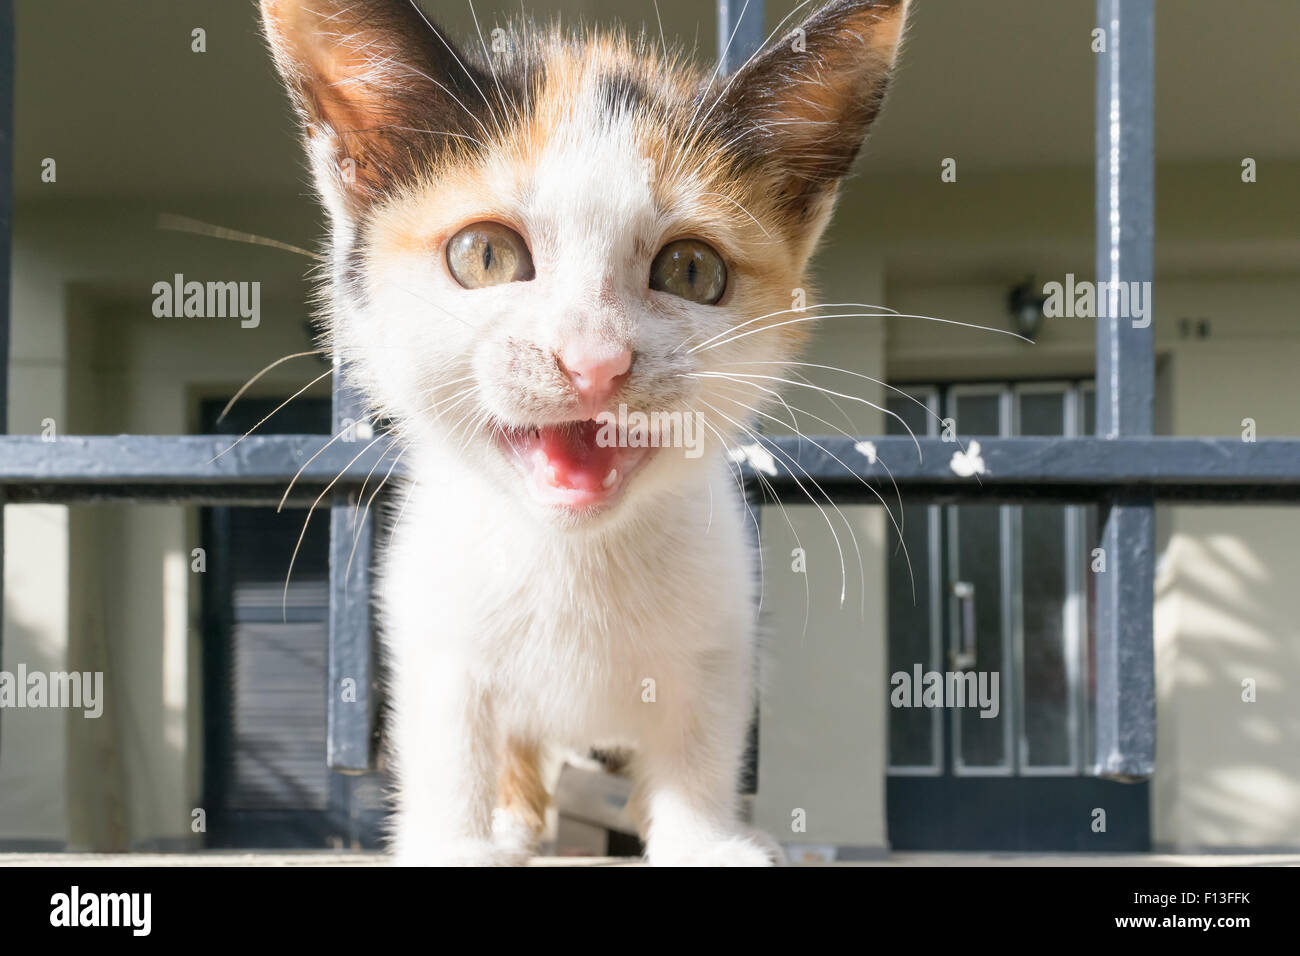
[352,63,812,524]
[262,0,908,528]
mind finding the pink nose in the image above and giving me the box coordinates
[557,345,633,406]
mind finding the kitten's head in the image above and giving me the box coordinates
[261,0,908,529]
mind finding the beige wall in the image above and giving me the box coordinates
[78,287,319,849]
[1153,336,1300,850]
[753,256,890,854]
[0,237,71,841]
[2,199,319,848]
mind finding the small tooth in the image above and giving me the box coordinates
[602,468,619,489]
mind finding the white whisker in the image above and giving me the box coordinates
[692,369,923,461]
[210,367,333,464]
[704,385,914,608]
[277,415,377,513]
[678,301,897,354]
[695,310,1033,355]
[282,430,390,619]
[346,445,407,581]
[699,399,858,610]
[217,350,328,425]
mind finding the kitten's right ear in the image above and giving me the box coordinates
[260,0,490,217]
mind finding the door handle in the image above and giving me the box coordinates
[951,581,977,671]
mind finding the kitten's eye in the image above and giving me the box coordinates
[446,222,535,288]
[649,239,727,305]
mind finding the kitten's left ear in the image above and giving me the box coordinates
[716,0,909,220]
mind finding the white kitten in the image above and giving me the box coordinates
[260,0,908,865]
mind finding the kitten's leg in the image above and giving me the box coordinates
[635,650,781,867]
[387,666,506,866]
[492,738,548,863]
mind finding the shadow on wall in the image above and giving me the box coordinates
[1,503,196,852]
[1155,508,1300,849]
[1,506,74,847]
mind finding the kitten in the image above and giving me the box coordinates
[260,0,908,865]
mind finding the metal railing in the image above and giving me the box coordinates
[2,0,1299,795]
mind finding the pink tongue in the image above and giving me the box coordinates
[536,421,618,491]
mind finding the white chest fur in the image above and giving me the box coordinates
[379,449,757,746]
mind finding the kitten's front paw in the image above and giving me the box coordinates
[391,837,519,867]
[648,830,785,867]
[490,808,539,866]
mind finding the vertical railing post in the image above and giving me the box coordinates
[1093,0,1156,780]
[717,0,765,75]
[0,0,14,764]
[326,374,376,772]
[721,0,766,797]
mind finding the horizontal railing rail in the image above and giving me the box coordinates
[1,434,1298,504]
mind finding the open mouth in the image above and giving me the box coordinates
[497,419,654,510]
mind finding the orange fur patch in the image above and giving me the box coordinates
[497,739,549,835]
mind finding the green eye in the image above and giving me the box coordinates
[649,239,727,305]
[446,222,535,288]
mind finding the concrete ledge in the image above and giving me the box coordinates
[1,851,1297,867]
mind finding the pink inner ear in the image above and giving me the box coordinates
[263,3,382,169]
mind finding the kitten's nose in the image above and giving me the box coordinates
[556,344,633,408]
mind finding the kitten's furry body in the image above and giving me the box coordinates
[261,0,907,865]
[384,446,756,863]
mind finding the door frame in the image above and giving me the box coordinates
[885,379,1150,851]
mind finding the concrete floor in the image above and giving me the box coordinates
[3,852,1297,866]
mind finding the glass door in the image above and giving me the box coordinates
[884,381,1149,850]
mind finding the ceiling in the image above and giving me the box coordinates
[13,0,1300,204]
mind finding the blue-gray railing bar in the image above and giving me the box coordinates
[0,0,13,764]
[327,493,375,771]
[6,435,1300,502]
[1093,0,1156,781]
[718,0,766,74]
[327,377,376,771]
[722,0,766,796]
[0,0,1290,801]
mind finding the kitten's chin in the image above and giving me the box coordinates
[495,420,656,516]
